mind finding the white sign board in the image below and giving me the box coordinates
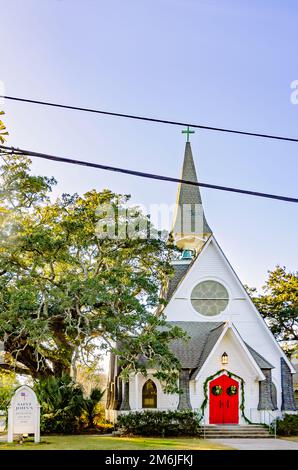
[8,385,40,443]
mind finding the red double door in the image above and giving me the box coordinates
[209,374,239,424]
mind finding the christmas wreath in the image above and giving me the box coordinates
[211,385,223,396]
[227,385,238,396]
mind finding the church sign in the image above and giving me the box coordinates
[7,385,40,443]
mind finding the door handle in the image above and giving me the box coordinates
[219,400,222,408]
[227,400,229,408]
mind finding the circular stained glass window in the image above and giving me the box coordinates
[191,280,229,316]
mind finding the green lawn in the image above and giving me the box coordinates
[0,435,232,450]
[281,436,298,442]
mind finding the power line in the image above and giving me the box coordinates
[1,144,297,204]
[1,95,298,143]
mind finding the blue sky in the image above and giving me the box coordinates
[1,0,298,289]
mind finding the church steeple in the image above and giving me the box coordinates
[172,138,212,253]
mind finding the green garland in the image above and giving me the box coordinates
[200,369,253,424]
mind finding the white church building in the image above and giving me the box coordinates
[106,139,296,426]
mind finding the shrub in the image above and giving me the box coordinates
[34,375,106,434]
[117,410,201,437]
[84,402,114,434]
[84,388,105,428]
[93,412,114,434]
[34,375,87,434]
[275,414,298,436]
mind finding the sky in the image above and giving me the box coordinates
[1,0,298,290]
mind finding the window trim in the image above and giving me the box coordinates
[189,277,230,318]
[142,379,157,409]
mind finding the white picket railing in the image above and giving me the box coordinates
[249,408,277,438]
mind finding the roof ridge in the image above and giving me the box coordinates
[245,342,275,369]
[209,322,226,332]
[195,322,225,370]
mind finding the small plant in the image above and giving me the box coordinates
[275,413,298,436]
[93,411,114,434]
[117,410,201,437]
[84,388,105,428]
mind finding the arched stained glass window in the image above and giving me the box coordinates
[142,379,157,408]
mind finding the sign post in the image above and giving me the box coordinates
[7,385,40,443]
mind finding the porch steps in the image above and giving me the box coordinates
[203,425,271,439]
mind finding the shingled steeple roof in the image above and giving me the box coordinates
[172,142,212,250]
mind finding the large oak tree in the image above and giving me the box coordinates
[0,152,184,391]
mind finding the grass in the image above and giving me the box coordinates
[281,436,298,442]
[0,434,233,450]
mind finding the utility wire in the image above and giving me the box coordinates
[1,95,298,143]
[0,144,297,204]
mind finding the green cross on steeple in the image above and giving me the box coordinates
[182,126,195,143]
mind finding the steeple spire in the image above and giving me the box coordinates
[172,141,212,252]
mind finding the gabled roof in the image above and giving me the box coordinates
[166,321,225,369]
[164,321,272,379]
[166,263,191,301]
[211,237,296,374]
[163,235,296,374]
[195,323,226,374]
[245,343,274,370]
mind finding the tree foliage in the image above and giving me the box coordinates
[249,266,298,344]
[0,112,8,144]
[0,153,184,391]
[0,370,18,410]
[76,363,106,396]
